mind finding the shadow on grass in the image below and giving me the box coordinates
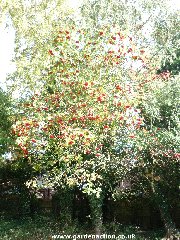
[0,214,170,240]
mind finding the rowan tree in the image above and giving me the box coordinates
[12,24,180,234]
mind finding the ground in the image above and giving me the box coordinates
[0,214,167,240]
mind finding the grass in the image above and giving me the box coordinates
[0,215,63,240]
[0,214,168,240]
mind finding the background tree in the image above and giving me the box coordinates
[114,76,180,237]
[158,48,180,76]
[80,0,180,78]
[80,0,171,43]
[153,9,180,75]
[0,87,13,158]
[0,0,74,93]
[0,88,39,217]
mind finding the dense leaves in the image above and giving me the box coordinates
[13,25,149,195]
[12,25,180,200]
[0,88,14,157]
[158,49,180,76]
[0,0,73,93]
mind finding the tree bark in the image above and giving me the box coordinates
[88,194,104,238]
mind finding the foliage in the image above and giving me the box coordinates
[158,49,180,76]
[153,10,180,75]
[113,75,180,236]
[0,88,14,157]
[53,186,74,224]
[0,157,33,181]
[13,23,179,206]
[13,25,159,197]
[0,156,37,216]
[80,0,174,51]
[80,0,180,78]
[80,0,168,32]
[0,0,74,93]
[153,9,180,57]
[141,76,180,131]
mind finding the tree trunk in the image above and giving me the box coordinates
[151,183,178,239]
[88,193,104,238]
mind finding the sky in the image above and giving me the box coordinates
[0,0,179,90]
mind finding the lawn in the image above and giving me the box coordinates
[0,215,167,240]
